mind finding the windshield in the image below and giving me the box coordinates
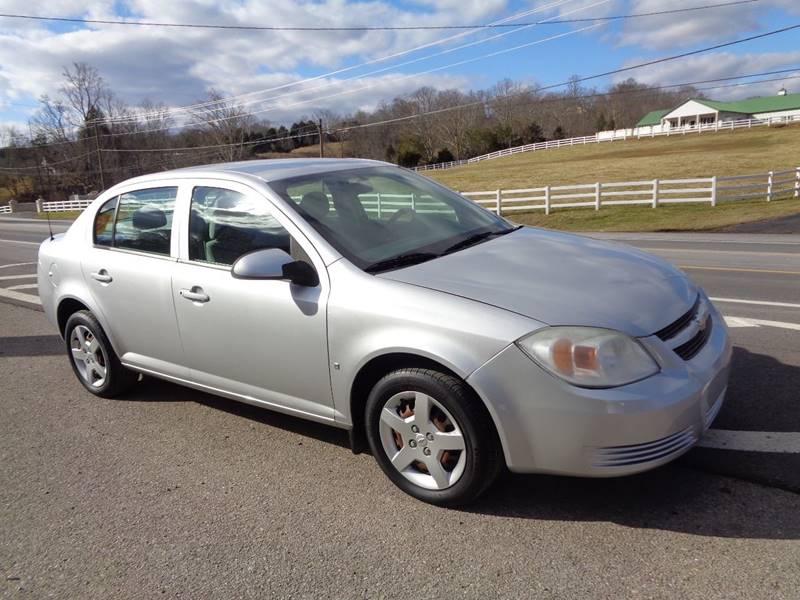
[268,166,513,272]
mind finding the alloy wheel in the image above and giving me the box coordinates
[378,391,467,490]
[69,325,108,388]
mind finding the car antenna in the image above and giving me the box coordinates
[45,205,54,241]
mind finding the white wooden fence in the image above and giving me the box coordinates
[459,167,800,216]
[31,167,799,218]
[39,198,94,213]
[415,114,800,172]
[0,205,11,214]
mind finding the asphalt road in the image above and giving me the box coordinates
[1,217,799,599]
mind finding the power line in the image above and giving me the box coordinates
[93,71,800,154]
[95,0,581,125]
[2,21,797,154]
[2,70,797,175]
[0,1,756,31]
[95,20,800,138]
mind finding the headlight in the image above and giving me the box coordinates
[516,327,659,388]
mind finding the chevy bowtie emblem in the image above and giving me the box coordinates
[694,315,708,332]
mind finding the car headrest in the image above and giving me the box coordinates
[132,205,167,230]
[300,191,330,221]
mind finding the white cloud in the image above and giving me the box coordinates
[615,50,800,100]
[617,0,796,51]
[0,0,504,127]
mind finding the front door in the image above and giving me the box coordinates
[171,182,334,421]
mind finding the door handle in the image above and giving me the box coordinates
[179,287,210,303]
[91,270,113,283]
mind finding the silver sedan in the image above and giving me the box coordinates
[38,159,731,505]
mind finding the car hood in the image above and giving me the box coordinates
[378,227,697,337]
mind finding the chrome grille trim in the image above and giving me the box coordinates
[592,427,697,468]
[651,295,712,361]
[655,296,699,341]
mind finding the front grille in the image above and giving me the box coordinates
[592,427,697,468]
[651,295,712,361]
[673,318,712,360]
[655,296,699,341]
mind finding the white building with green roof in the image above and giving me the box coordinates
[635,89,800,129]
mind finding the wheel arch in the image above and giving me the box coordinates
[347,351,501,456]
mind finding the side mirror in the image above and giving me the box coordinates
[231,248,319,287]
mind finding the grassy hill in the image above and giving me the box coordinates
[423,123,800,231]
[425,123,800,192]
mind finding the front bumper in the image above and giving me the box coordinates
[467,306,732,476]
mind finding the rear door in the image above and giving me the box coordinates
[171,180,334,422]
[81,184,187,378]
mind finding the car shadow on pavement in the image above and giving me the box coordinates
[128,376,351,450]
[470,463,800,540]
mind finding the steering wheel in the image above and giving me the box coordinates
[388,206,416,225]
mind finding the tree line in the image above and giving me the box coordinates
[0,63,699,202]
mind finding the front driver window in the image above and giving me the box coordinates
[189,186,293,266]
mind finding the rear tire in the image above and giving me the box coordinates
[64,310,138,398]
[365,368,503,506]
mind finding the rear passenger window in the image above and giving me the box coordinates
[94,196,117,246]
[189,186,291,266]
[113,187,177,256]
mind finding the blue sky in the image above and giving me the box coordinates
[0,0,799,138]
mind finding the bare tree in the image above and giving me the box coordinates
[189,90,254,162]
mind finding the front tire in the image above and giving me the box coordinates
[64,310,138,398]
[365,368,503,506]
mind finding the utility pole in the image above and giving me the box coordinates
[318,118,324,158]
[93,124,106,191]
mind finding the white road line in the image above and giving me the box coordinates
[723,315,800,331]
[0,238,40,246]
[0,262,36,269]
[0,287,41,305]
[7,283,38,291]
[639,247,800,257]
[0,274,36,281]
[711,297,800,309]
[699,430,800,454]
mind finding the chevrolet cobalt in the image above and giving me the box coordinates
[38,159,731,505]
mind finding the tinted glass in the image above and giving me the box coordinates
[268,166,510,270]
[93,196,117,246]
[114,187,177,256]
[189,186,291,266]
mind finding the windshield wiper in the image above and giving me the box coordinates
[364,252,439,274]
[442,226,522,256]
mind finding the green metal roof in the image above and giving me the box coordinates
[635,109,671,127]
[635,92,800,127]
[695,92,800,114]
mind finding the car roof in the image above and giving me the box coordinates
[113,158,390,189]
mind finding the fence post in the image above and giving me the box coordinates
[36,197,44,213]
[8,199,17,213]
[544,185,550,215]
[652,179,659,208]
[767,171,774,202]
[411,193,417,211]
[376,192,382,219]
[496,189,502,215]
[595,182,601,211]
[710,176,717,207]
[794,167,799,198]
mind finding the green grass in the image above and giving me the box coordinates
[425,124,800,192]
[36,211,82,220]
[422,124,800,231]
[506,196,799,232]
